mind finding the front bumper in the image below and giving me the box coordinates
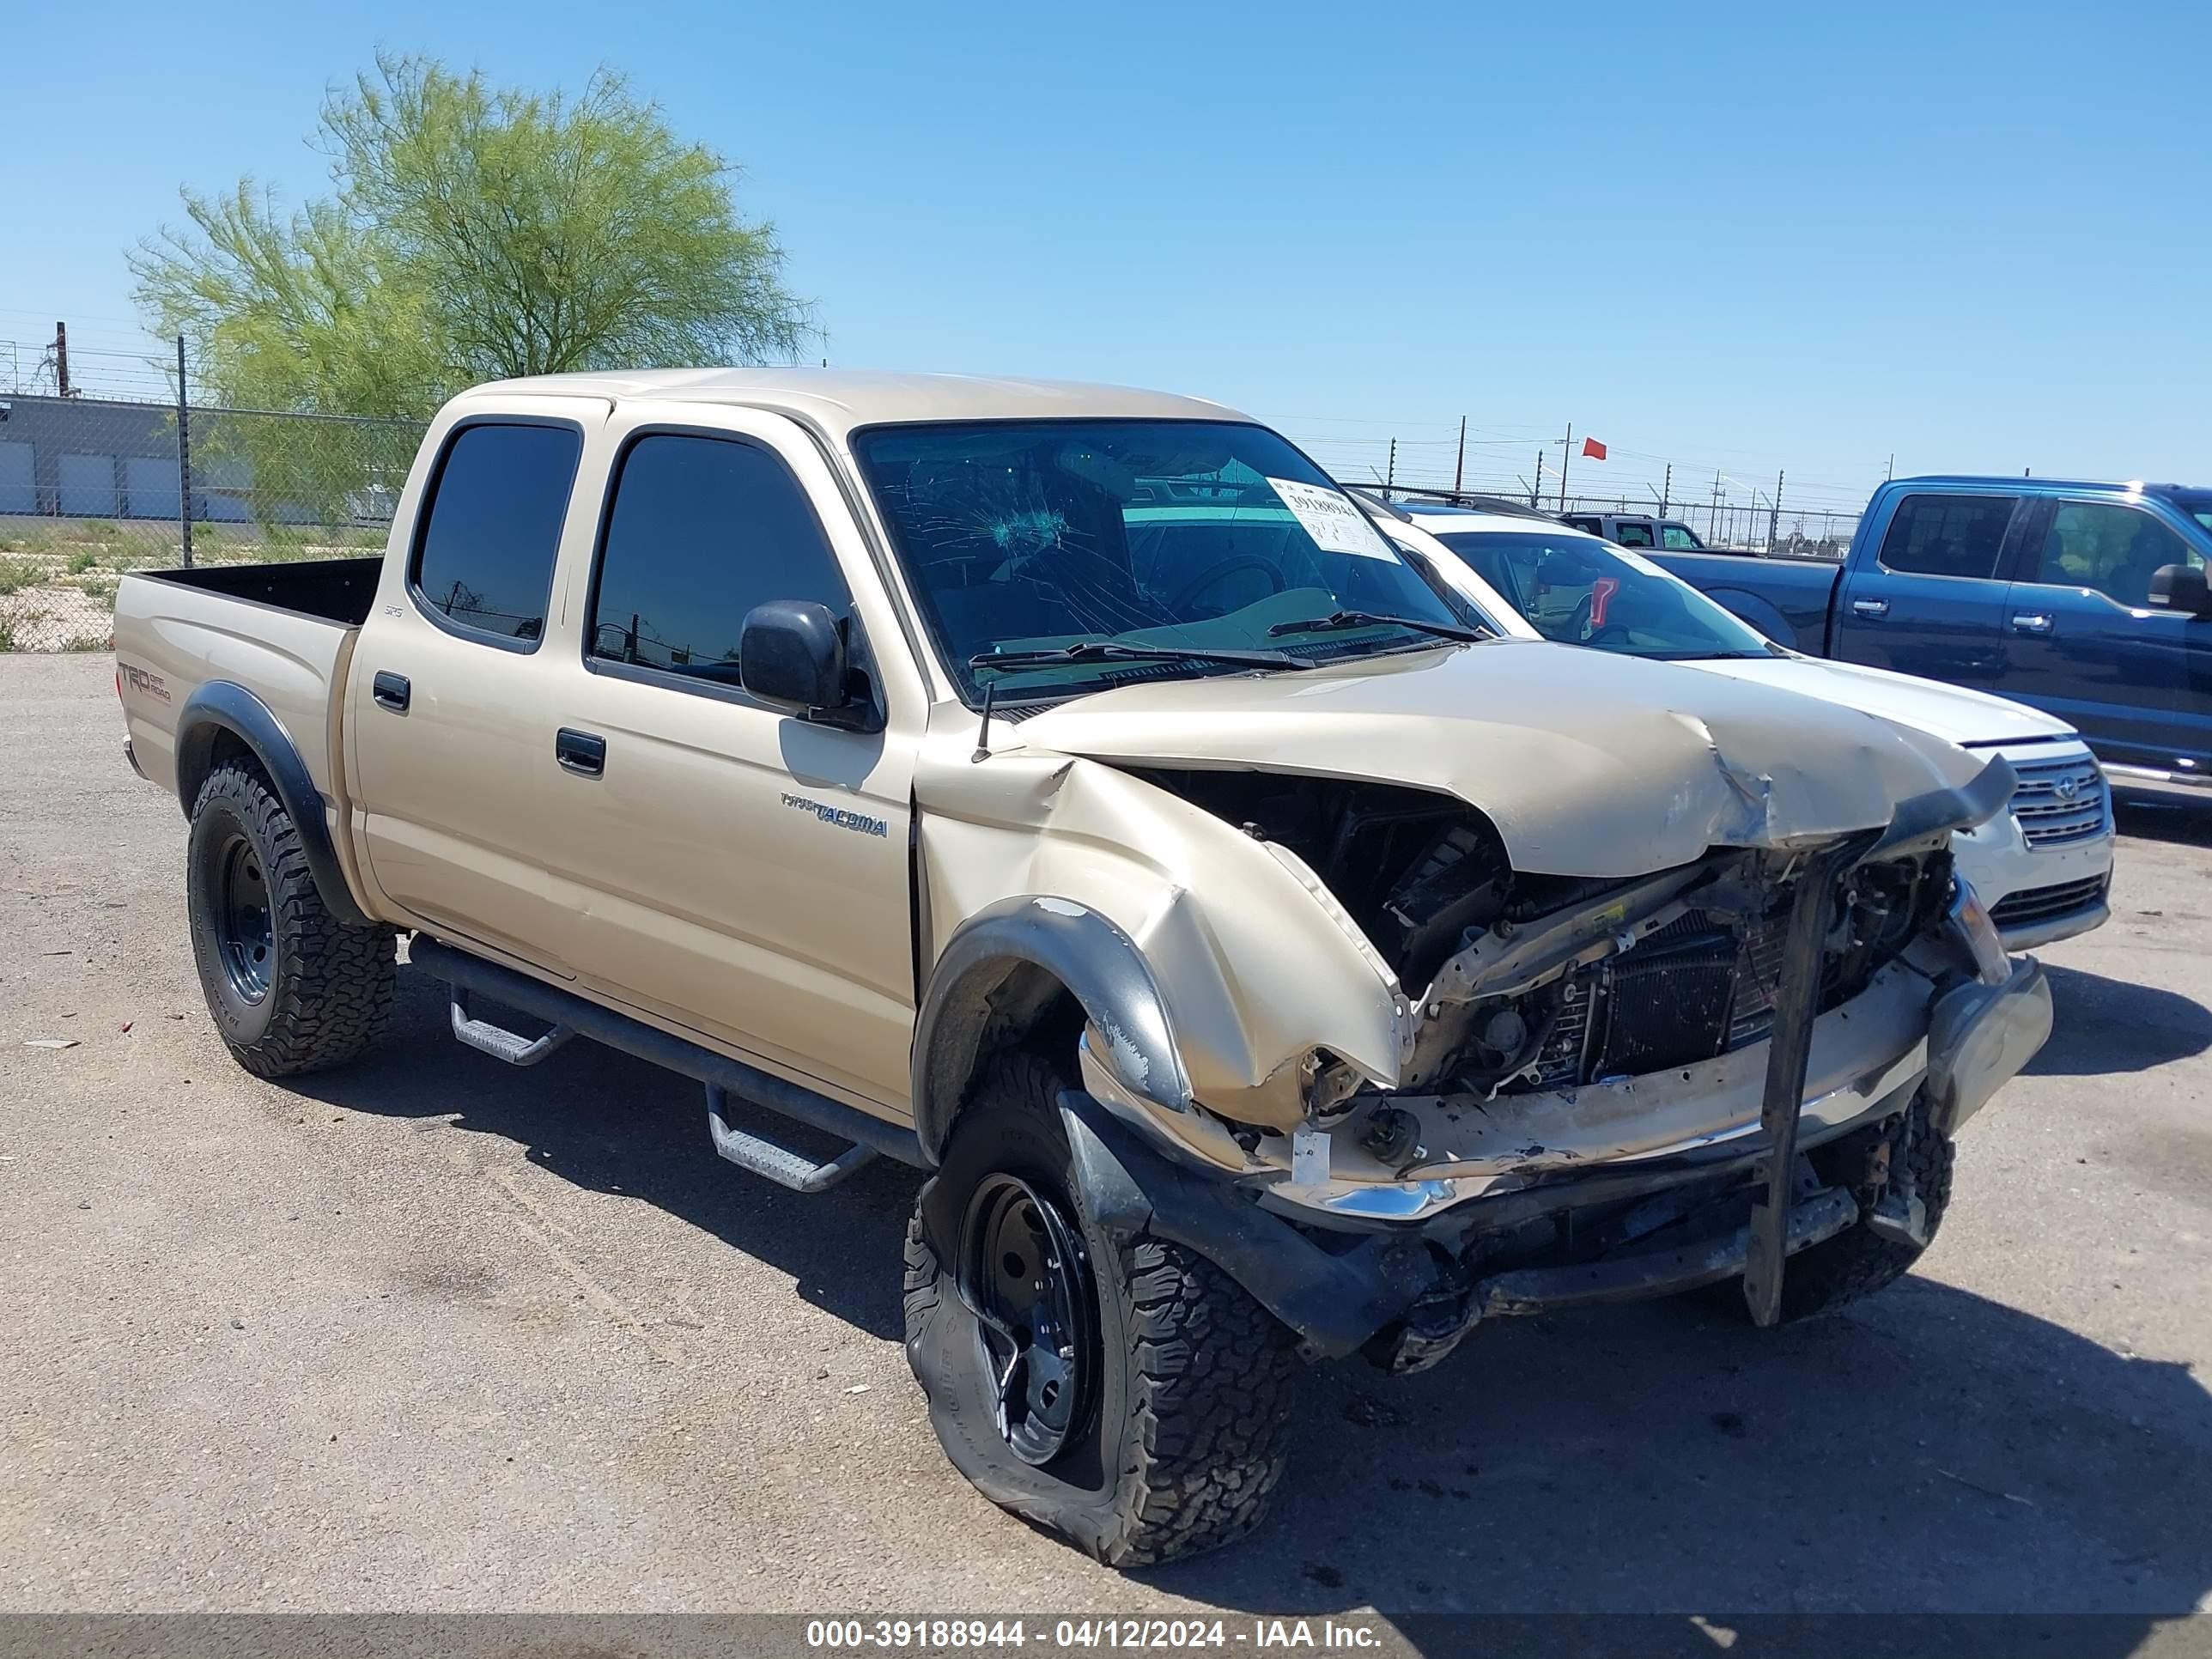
[1054,956,2051,1365]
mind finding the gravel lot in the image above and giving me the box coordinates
[3,650,2210,1621]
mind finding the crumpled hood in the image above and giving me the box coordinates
[1008,639,1991,878]
[1680,653,2075,747]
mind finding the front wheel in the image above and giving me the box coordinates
[903,1054,1297,1566]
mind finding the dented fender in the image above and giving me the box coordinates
[914,721,1413,1135]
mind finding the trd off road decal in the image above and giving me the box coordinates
[118,662,172,702]
[780,791,890,838]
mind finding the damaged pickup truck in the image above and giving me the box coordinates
[112,370,2051,1567]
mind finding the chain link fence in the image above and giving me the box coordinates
[0,393,424,651]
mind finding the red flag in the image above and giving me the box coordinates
[1582,436,1607,460]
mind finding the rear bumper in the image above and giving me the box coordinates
[122,738,146,781]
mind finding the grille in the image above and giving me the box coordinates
[1990,874,2109,928]
[2011,754,2110,848]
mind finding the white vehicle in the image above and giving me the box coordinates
[1385,502,2114,951]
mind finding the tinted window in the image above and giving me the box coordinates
[412,422,580,644]
[1876,493,2016,579]
[1613,520,1656,547]
[2032,501,2198,606]
[587,434,849,684]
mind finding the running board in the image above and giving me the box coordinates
[405,935,927,1171]
[449,989,574,1066]
[706,1084,878,1193]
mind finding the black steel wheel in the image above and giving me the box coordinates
[959,1172,1098,1466]
[211,832,275,1003]
[903,1053,1298,1567]
[185,759,394,1077]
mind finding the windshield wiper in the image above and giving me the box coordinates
[1267,610,1491,642]
[969,640,1313,674]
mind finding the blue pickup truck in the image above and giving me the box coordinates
[1653,477,2212,799]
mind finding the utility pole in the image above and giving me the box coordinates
[175,335,194,568]
[1711,471,1722,544]
[1661,463,1672,517]
[1886,453,1894,481]
[1454,415,1467,495]
[1559,422,1573,512]
[1532,449,1545,508]
[53,321,70,398]
[1770,469,1784,547]
[1386,438,1396,494]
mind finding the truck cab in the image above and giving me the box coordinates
[1837,477,2212,799]
[1563,511,1709,551]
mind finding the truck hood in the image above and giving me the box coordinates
[1680,653,2075,747]
[1008,639,1990,878]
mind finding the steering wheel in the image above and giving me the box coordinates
[1167,556,1285,616]
[1566,592,1634,647]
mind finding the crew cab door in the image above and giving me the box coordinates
[532,405,924,1113]
[1832,489,2021,692]
[2001,494,2212,774]
[347,398,609,973]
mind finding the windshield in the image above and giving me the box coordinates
[1431,530,1782,660]
[851,419,1473,702]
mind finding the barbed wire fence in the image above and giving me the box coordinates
[0,336,425,650]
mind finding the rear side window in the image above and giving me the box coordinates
[411,422,582,646]
[1875,493,2016,579]
[586,433,851,684]
[1613,520,1656,547]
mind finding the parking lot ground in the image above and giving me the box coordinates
[3,650,2211,1621]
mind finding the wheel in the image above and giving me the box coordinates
[185,759,395,1077]
[903,1052,1297,1566]
[1733,1091,1956,1324]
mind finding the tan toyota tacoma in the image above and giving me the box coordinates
[114,370,2052,1565]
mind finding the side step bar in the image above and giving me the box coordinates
[707,1084,877,1193]
[450,988,574,1066]
[409,937,927,1182]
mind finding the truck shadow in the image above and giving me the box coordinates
[293,968,2212,1634]
[2112,791,2212,848]
[2027,963,2212,1076]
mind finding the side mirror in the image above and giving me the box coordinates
[2147,563,2212,617]
[738,599,856,714]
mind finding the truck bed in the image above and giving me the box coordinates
[114,556,380,815]
[1650,547,1842,654]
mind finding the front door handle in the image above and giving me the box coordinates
[1850,597,1889,619]
[556,728,606,776]
[2010,612,2054,635]
[371,671,410,712]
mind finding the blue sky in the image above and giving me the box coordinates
[4,0,2207,518]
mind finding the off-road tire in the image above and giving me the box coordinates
[1770,1091,1956,1322]
[903,1052,1297,1566]
[185,759,394,1078]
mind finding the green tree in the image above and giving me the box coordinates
[131,53,810,419]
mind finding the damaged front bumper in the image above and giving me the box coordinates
[1054,953,2050,1370]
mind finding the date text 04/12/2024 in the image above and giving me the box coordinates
[805,1620,1388,1650]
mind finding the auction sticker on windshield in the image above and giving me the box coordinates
[1266,477,1395,561]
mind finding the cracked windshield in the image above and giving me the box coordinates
[852,420,1477,701]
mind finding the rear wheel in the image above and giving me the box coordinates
[903,1053,1297,1566]
[185,760,394,1077]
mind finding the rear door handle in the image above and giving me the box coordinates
[1850,597,1889,618]
[556,728,606,776]
[2010,612,2054,635]
[371,671,410,712]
